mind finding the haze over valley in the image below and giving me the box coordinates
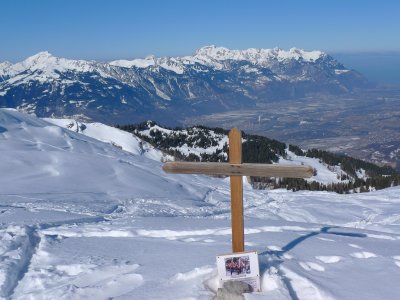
[187,86,400,171]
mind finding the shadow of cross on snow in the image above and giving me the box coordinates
[257,226,367,300]
[259,226,367,257]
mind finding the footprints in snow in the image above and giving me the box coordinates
[348,243,362,249]
[14,259,143,299]
[299,261,325,272]
[296,256,340,273]
[392,256,400,268]
[40,223,400,279]
[350,251,377,259]
[317,237,334,242]
[316,256,343,264]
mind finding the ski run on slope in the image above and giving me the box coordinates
[1,108,400,300]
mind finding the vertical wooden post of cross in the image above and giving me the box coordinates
[162,127,314,254]
[229,128,244,253]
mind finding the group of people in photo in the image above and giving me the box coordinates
[225,256,251,277]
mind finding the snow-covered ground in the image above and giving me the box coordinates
[279,152,348,185]
[1,108,400,299]
[43,118,172,162]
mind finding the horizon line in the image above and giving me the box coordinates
[2,47,400,63]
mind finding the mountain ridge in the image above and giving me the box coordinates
[0,46,370,124]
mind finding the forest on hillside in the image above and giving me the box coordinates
[117,122,400,194]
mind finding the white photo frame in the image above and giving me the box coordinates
[216,251,261,292]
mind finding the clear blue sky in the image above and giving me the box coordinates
[1,0,400,62]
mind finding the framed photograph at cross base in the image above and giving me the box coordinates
[216,251,261,292]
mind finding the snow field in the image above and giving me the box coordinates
[43,118,170,162]
[2,109,400,299]
[5,215,400,300]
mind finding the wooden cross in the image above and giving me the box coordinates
[163,128,313,253]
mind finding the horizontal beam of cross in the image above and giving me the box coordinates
[163,162,314,178]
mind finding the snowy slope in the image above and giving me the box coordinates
[279,150,348,185]
[45,118,354,187]
[51,118,354,186]
[43,118,171,162]
[1,109,400,299]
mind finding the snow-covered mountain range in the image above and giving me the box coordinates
[0,46,369,124]
[1,108,400,299]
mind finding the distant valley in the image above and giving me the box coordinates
[187,87,400,171]
[0,46,398,170]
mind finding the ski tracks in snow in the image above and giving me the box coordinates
[0,225,40,298]
[0,215,120,299]
[258,252,333,300]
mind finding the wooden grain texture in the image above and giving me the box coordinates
[230,175,244,253]
[229,128,244,253]
[162,162,314,178]
[229,128,242,164]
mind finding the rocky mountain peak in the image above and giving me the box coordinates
[0,46,369,124]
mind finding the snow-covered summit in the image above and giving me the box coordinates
[109,55,156,69]
[0,51,100,81]
[0,45,342,78]
[18,51,96,73]
[0,61,13,76]
[22,51,54,66]
[193,45,325,64]
[109,45,327,71]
